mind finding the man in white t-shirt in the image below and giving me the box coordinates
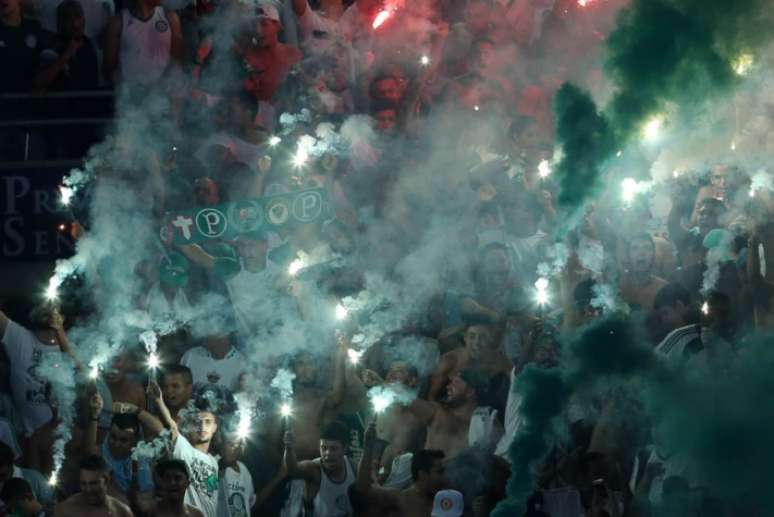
[217,434,255,517]
[150,382,221,517]
[180,334,246,393]
[291,0,344,56]
[0,306,73,436]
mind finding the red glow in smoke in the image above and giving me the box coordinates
[372,9,392,29]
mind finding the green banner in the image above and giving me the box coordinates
[161,187,329,245]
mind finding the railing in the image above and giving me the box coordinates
[0,90,115,163]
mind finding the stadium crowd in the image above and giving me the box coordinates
[1,0,773,515]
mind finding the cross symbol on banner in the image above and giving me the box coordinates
[172,215,194,240]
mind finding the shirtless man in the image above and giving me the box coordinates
[428,325,509,402]
[133,459,204,517]
[351,422,446,517]
[240,4,302,102]
[288,351,343,460]
[284,421,356,517]
[618,233,669,312]
[53,455,133,517]
[361,361,424,481]
[409,370,497,459]
[104,350,146,410]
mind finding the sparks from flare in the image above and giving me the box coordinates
[335,303,349,321]
[280,403,293,418]
[292,148,309,168]
[642,115,664,141]
[701,302,709,315]
[535,277,550,307]
[538,160,552,179]
[269,135,281,146]
[348,349,363,365]
[371,393,391,414]
[733,53,754,76]
[621,178,642,204]
[288,258,304,276]
[59,186,73,206]
[147,352,160,371]
[45,276,61,301]
[372,9,392,29]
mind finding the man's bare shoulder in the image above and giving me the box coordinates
[110,496,134,517]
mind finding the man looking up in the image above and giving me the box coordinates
[54,455,133,517]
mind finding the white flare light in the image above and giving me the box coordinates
[371,393,391,414]
[420,55,430,66]
[147,352,160,371]
[701,302,709,315]
[288,258,304,276]
[280,403,293,417]
[59,186,74,206]
[269,136,281,146]
[348,349,363,365]
[45,276,61,301]
[642,115,664,141]
[535,277,550,307]
[538,160,552,179]
[335,303,349,321]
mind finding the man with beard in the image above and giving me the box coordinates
[408,370,501,459]
[54,455,133,517]
[351,423,446,517]
[618,233,669,312]
[284,421,356,517]
[151,382,221,517]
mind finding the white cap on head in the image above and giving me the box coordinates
[431,489,464,517]
[255,3,280,22]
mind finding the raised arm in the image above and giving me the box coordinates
[148,381,178,444]
[406,398,440,426]
[428,352,457,402]
[84,391,104,457]
[283,428,319,482]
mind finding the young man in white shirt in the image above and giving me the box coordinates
[179,333,246,393]
[217,433,255,517]
[150,382,221,517]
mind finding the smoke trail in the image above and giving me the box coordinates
[553,0,774,219]
[36,354,79,485]
[494,314,656,516]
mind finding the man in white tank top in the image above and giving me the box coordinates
[284,421,356,517]
[102,0,182,84]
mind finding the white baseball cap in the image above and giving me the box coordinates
[431,489,464,517]
[255,3,280,22]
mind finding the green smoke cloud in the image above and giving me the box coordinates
[493,314,656,516]
[553,0,774,214]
